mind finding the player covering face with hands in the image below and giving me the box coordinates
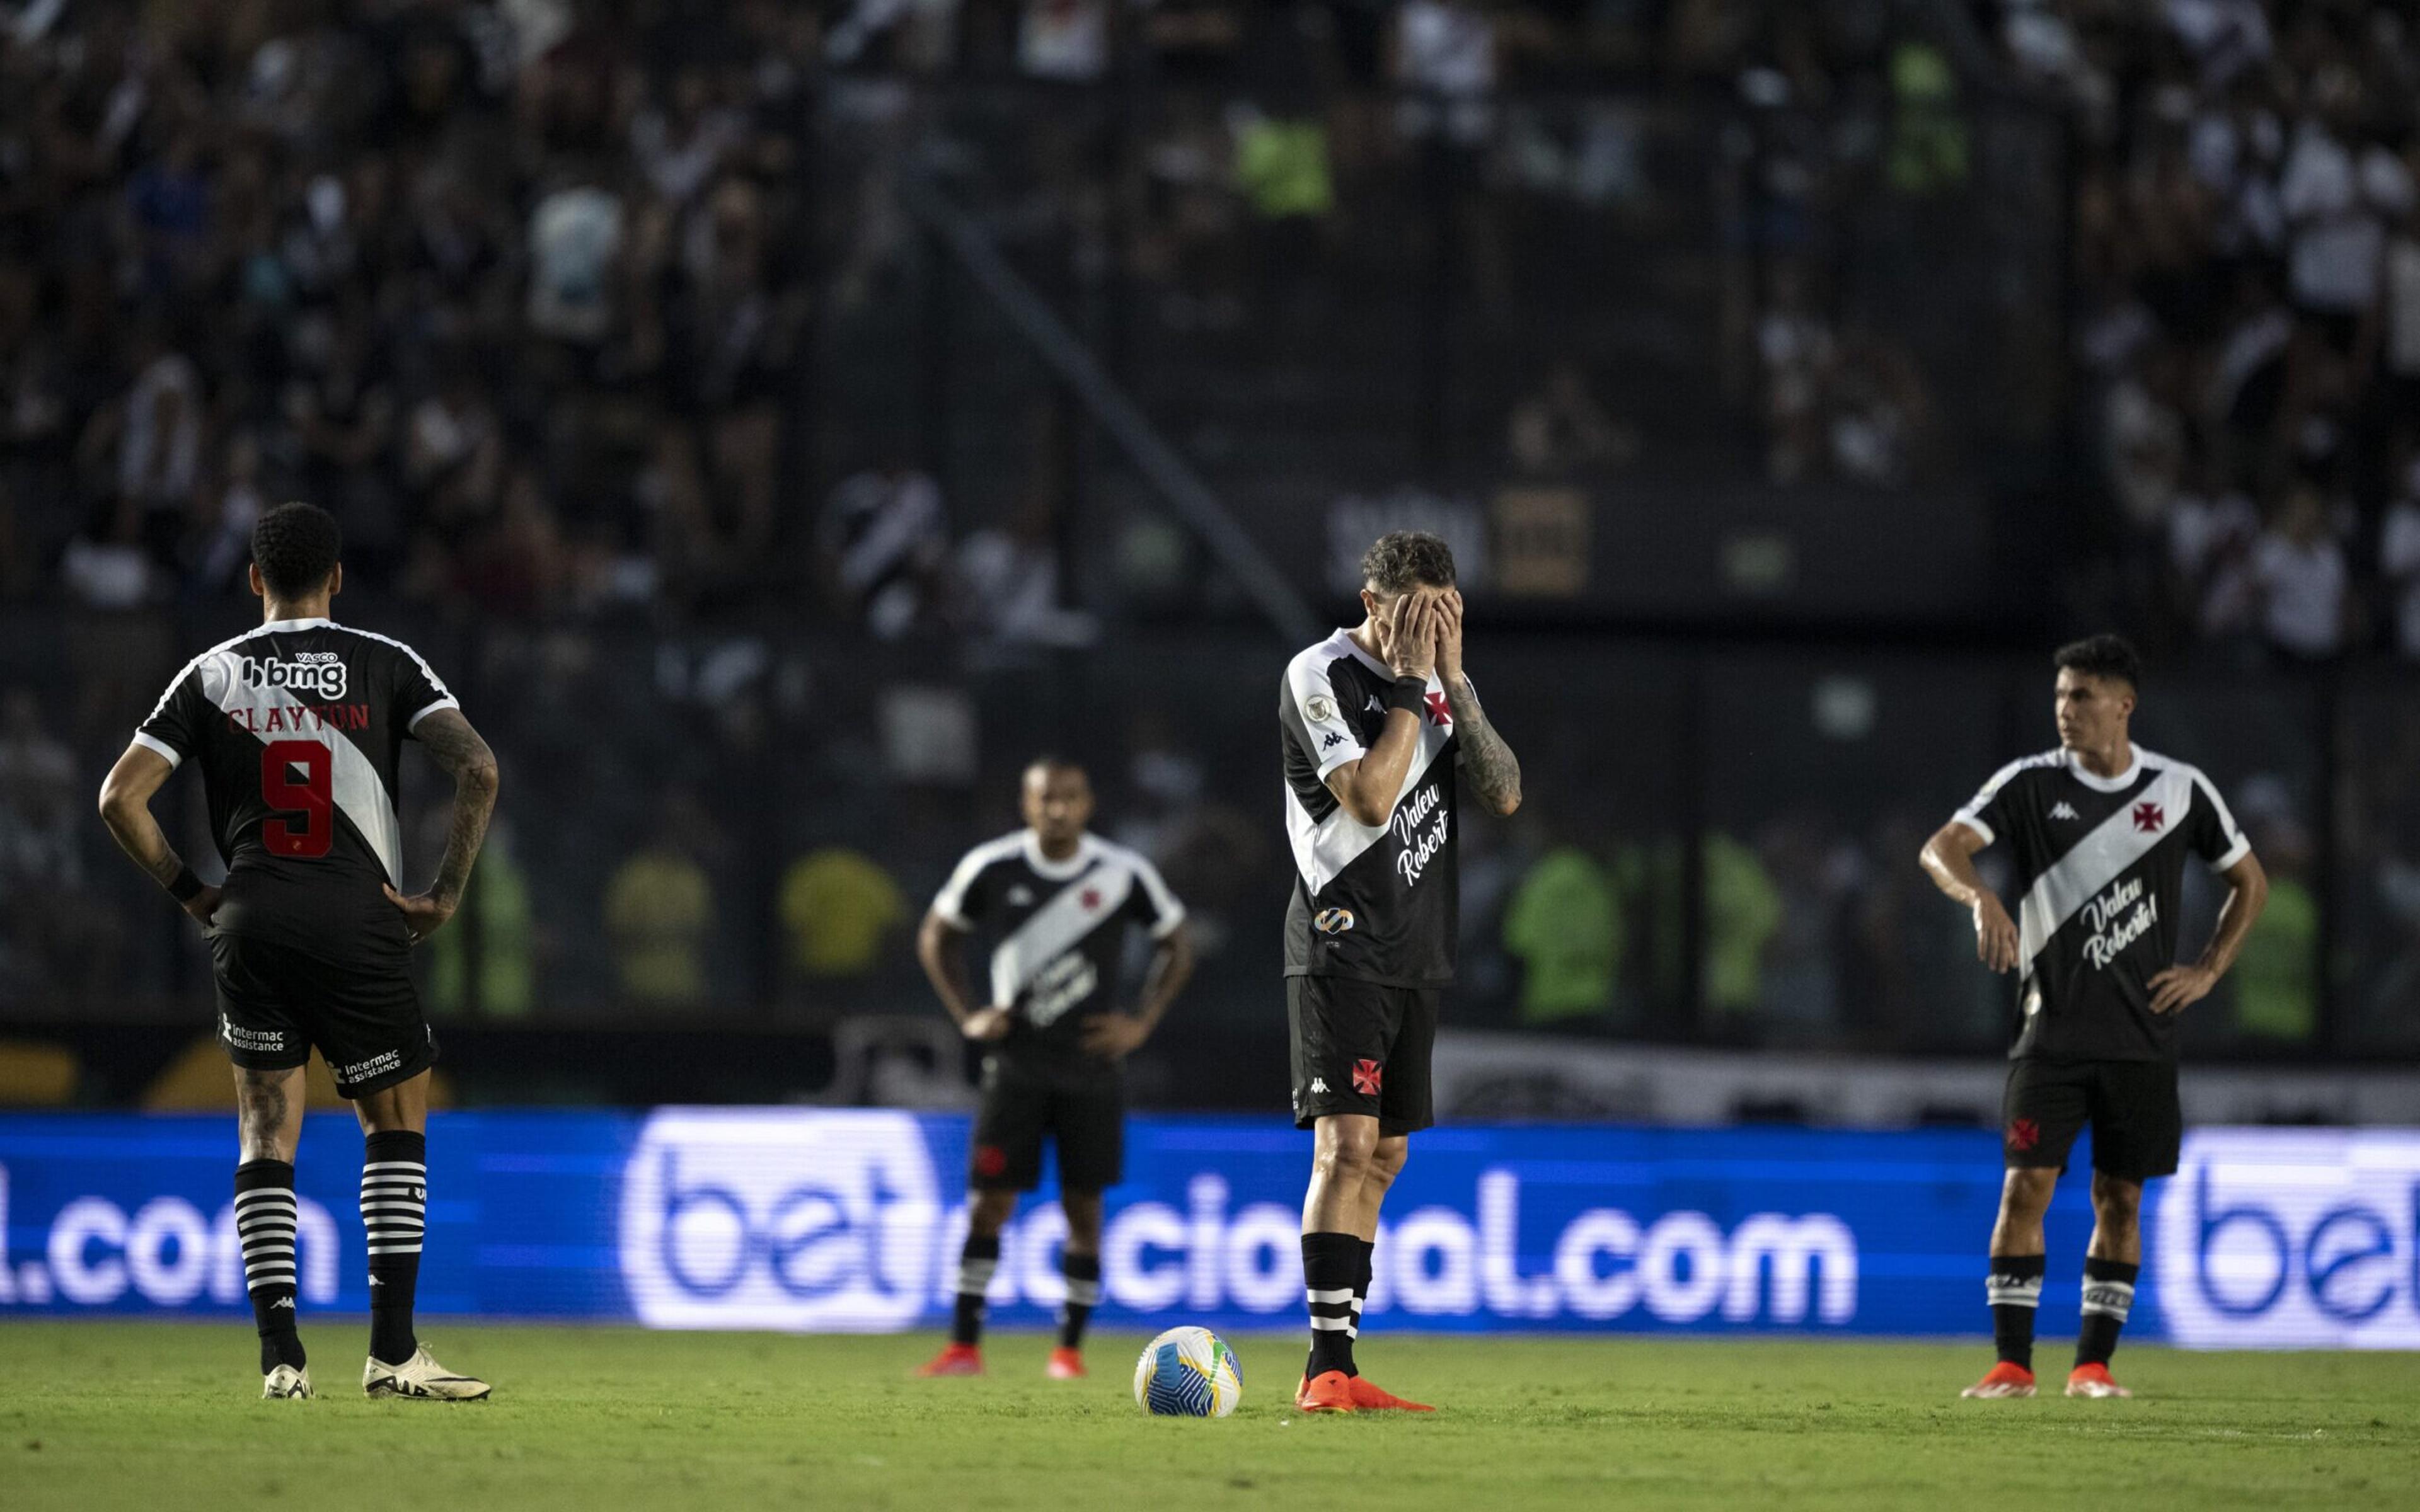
[1278,531,1522,1414]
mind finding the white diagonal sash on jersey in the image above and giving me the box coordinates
[1286,718,1452,896]
[989,864,1134,1008]
[197,651,403,883]
[2015,766,2193,970]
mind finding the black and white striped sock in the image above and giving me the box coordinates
[2075,1257,2139,1368]
[1058,1251,1102,1349]
[1303,1231,1359,1379]
[361,1131,427,1368]
[1351,1237,1373,1342]
[1987,1252,2045,1370]
[952,1233,1000,1346]
[234,1159,304,1373]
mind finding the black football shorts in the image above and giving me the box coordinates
[210,931,437,1099]
[2001,1057,2181,1181]
[1287,974,1437,1137]
[969,1061,1125,1193]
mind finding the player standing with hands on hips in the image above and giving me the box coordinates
[1921,635,2266,1400]
[914,758,1194,1379]
[96,501,499,1401]
[1279,532,1523,1413]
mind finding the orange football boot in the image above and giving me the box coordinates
[1347,1376,1435,1411]
[1295,1369,1357,1412]
[2065,1363,2131,1398]
[914,1343,984,1377]
[1959,1361,2036,1398]
[1046,1347,1086,1380]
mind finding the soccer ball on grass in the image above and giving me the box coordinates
[1132,1326,1242,1417]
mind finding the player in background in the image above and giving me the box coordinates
[96,502,500,1401]
[1279,531,1522,1414]
[914,758,1194,1378]
[1921,635,2266,1400]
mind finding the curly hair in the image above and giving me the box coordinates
[2053,633,2142,690]
[1359,530,1458,596]
[250,501,343,600]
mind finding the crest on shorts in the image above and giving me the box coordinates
[1353,1059,1384,1096]
[2006,1118,2041,1153]
[1315,908,1356,934]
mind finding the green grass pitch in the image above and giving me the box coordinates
[6,1322,2417,1511]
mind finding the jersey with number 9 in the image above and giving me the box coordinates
[135,616,460,958]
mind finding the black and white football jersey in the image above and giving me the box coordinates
[931,831,1186,1088]
[1952,745,2252,1062]
[1279,628,1459,987]
[136,616,460,963]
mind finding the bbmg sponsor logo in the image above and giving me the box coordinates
[0,1164,339,1310]
[2157,1130,2420,1349]
[618,1110,943,1331]
[240,650,347,701]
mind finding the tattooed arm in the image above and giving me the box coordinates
[98,742,222,925]
[383,708,500,942]
[1434,590,1523,817]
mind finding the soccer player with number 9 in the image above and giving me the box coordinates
[97,501,500,1403]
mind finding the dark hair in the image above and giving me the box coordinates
[1360,530,1457,595]
[1022,755,1086,784]
[251,501,343,600]
[2053,633,2141,690]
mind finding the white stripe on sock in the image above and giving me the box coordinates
[1309,1314,1354,1331]
[1306,1287,1354,1305]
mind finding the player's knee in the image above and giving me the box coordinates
[968,1191,1018,1236]
[1313,1124,1380,1185]
[1060,1192,1104,1251]
[233,1075,299,1160]
[1365,1137,1409,1193]
[2092,1174,2143,1227]
[2000,1168,2058,1217]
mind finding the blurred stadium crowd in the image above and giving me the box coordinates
[3,1,2419,1094]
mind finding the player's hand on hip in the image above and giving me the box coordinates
[1973,892,2020,972]
[382,883,457,944]
[1388,591,1439,680]
[1435,589,1466,684]
[1080,1014,1148,1060]
[962,1005,1014,1042]
[2147,964,2218,1014]
[181,883,223,929]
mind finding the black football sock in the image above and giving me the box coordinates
[2075,1257,2140,1369]
[361,1130,427,1367]
[952,1233,1001,1346]
[1351,1237,1374,1344]
[1303,1232,1361,1380]
[234,1159,304,1373]
[1058,1251,1101,1349]
[1986,1252,2046,1371]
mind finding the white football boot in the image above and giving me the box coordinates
[262,1365,313,1400]
[363,1343,491,1400]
